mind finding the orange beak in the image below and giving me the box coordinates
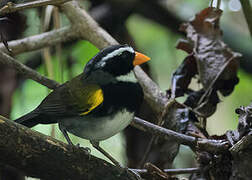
[133,52,151,66]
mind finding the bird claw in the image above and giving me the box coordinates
[75,143,91,155]
[126,168,142,180]
[117,167,142,180]
[226,130,240,146]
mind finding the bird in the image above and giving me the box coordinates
[15,44,150,167]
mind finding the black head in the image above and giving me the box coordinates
[84,44,150,77]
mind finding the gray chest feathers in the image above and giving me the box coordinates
[60,109,134,141]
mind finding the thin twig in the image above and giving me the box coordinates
[53,7,63,83]
[0,51,59,89]
[41,5,54,82]
[138,100,176,167]
[217,0,221,9]
[131,167,200,175]
[0,0,72,15]
[43,48,54,81]
[138,136,155,168]
[52,7,63,139]
[240,0,252,37]
[132,117,229,153]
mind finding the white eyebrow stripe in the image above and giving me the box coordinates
[100,47,134,63]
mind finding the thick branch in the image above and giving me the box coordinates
[0,26,77,55]
[134,66,167,114]
[61,1,118,49]
[0,0,72,15]
[0,115,136,180]
[0,51,59,89]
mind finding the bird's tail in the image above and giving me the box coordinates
[15,110,40,128]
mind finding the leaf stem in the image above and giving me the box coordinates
[240,0,252,37]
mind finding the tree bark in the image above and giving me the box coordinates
[0,116,136,180]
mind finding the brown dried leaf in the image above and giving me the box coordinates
[144,163,169,179]
[180,7,241,96]
[184,89,219,117]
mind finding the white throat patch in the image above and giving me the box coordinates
[97,46,134,67]
[116,71,137,83]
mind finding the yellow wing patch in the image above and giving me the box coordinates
[66,74,104,116]
[80,88,104,115]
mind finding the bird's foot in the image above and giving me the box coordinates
[112,163,141,180]
[117,167,141,180]
[126,168,142,180]
[75,143,91,155]
[226,130,240,146]
[90,140,141,179]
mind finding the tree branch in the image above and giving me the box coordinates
[132,167,200,175]
[0,51,59,89]
[0,26,77,55]
[134,66,167,114]
[0,0,72,15]
[240,0,252,37]
[230,132,252,154]
[132,117,229,153]
[60,1,118,48]
[0,115,136,180]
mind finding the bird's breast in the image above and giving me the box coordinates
[59,109,134,141]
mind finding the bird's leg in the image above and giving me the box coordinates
[58,123,90,154]
[90,140,142,179]
[90,140,122,167]
[59,123,74,146]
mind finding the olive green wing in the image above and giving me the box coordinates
[67,74,104,116]
[38,74,104,117]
